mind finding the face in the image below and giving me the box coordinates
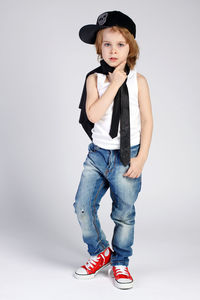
[101,28,130,67]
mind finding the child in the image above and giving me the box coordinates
[73,10,153,290]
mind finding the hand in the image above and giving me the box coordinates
[108,60,127,87]
[123,156,145,178]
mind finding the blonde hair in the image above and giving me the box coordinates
[95,26,140,70]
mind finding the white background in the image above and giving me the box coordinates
[0,0,200,299]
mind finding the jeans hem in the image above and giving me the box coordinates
[89,244,110,257]
[110,261,129,267]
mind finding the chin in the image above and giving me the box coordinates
[108,60,119,66]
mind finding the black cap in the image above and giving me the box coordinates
[79,10,136,44]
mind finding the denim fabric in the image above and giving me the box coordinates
[73,142,142,266]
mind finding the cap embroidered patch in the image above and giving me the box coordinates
[97,12,108,25]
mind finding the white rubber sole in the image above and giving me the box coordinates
[114,279,134,289]
[74,262,111,280]
[108,266,134,289]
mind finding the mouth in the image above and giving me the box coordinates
[109,57,118,61]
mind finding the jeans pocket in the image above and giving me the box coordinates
[129,144,142,181]
[88,143,92,152]
[88,142,99,153]
[130,144,140,158]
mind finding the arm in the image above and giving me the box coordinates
[85,73,120,123]
[85,60,127,123]
[123,73,153,178]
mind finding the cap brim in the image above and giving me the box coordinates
[79,24,108,44]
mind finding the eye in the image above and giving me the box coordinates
[119,43,125,47]
[104,43,110,46]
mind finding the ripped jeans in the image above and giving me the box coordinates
[73,142,142,266]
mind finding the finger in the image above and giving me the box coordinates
[129,170,136,178]
[116,60,127,70]
[135,172,141,178]
[108,71,112,79]
[127,167,137,176]
[123,167,133,177]
[126,172,136,178]
[123,169,129,176]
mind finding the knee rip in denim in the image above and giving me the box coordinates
[74,202,89,217]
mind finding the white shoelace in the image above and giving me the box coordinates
[114,265,129,276]
[85,255,101,270]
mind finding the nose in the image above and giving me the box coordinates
[110,46,117,54]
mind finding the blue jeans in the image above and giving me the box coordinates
[73,142,142,266]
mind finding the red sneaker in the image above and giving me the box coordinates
[109,265,134,289]
[74,247,112,279]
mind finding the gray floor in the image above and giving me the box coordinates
[1,227,199,300]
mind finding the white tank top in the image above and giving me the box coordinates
[91,67,141,149]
